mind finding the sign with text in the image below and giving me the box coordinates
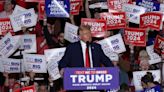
[12,5,27,15]
[70,0,82,15]
[14,85,36,92]
[38,2,45,20]
[0,32,20,58]
[133,70,161,91]
[9,8,38,32]
[64,67,119,90]
[44,47,66,62]
[124,28,146,46]
[81,18,107,38]
[154,35,164,54]
[0,18,14,35]
[122,4,146,24]
[45,0,70,17]
[140,12,162,31]
[100,12,126,30]
[136,0,160,12]
[23,54,47,73]
[64,22,79,43]
[1,58,21,73]
[146,45,161,64]
[107,0,132,11]
[20,34,37,53]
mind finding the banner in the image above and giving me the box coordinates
[0,32,21,58]
[9,8,38,32]
[154,35,164,54]
[20,34,37,53]
[45,0,70,17]
[136,0,160,12]
[107,0,132,11]
[124,28,146,46]
[14,85,36,92]
[64,67,119,90]
[23,54,47,73]
[64,22,79,43]
[0,58,21,73]
[0,18,14,35]
[12,5,27,15]
[81,18,107,38]
[100,12,126,30]
[140,12,162,31]
[122,4,146,24]
[38,2,45,20]
[146,45,161,64]
[133,70,161,91]
[70,0,82,15]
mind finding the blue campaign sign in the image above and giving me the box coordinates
[45,0,70,17]
[136,0,160,12]
[64,67,119,90]
[141,85,161,92]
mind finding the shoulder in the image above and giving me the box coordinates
[91,42,101,48]
[66,41,80,48]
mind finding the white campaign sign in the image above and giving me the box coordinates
[146,45,161,64]
[44,47,66,62]
[0,59,4,72]
[64,22,79,43]
[1,58,21,73]
[47,61,61,80]
[98,34,126,60]
[12,5,27,15]
[23,54,47,73]
[21,34,37,53]
[0,32,21,58]
[9,8,38,32]
[122,4,146,24]
[133,70,161,91]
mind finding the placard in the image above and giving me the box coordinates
[133,70,161,91]
[100,12,126,30]
[107,0,132,11]
[64,67,119,90]
[9,8,38,32]
[0,18,14,35]
[12,5,27,15]
[124,28,146,46]
[154,35,164,54]
[81,18,107,38]
[122,4,146,24]
[64,22,79,43]
[45,0,70,17]
[14,85,36,92]
[23,54,47,73]
[70,0,82,15]
[140,12,162,31]
[136,0,160,12]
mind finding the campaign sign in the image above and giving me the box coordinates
[64,22,79,43]
[133,70,161,91]
[14,85,36,92]
[45,0,70,17]
[124,28,146,46]
[136,0,160,12]
[0,32,20,58]
[100,12,126,30]
[64,67,119,90]
[70,0,82,15]
[9,8,38,32]
[44,47,66,62]
[38,2,45,20]
[81,18,107,38]
[107,0,132,11]
[12,5,27,15]
[140,12,162,31]
[0,18,14,35]
[1,58,21,73]
[23,54,47,73]
[154,35,164,54]
[122,4,146,24]
[20,34,37,53]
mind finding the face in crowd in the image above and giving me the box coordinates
[4,0,14,12]
[79,25,92,43]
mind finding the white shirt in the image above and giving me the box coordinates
[80,41,93,68]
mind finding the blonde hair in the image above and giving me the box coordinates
[139,50,150,61]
